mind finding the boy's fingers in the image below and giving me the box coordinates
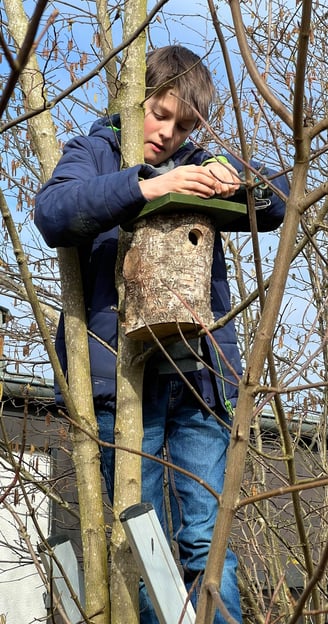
[199,164,240,197]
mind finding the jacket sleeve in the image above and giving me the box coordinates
[222,154,289,233]
[34,135,154,248]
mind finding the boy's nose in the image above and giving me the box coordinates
[159,120,174,140]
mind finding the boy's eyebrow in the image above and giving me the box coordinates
[152,101,172,115]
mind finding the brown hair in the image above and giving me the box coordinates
[145,45,215,125]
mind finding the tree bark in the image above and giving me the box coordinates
[5,2,110,621]
[110,1,147,623]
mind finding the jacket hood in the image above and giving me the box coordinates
[88,114,122,149]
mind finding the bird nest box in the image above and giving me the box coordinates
[123,193,246,340]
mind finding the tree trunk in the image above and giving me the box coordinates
[195,161,310,624]
[5,2,110,621]
[110,1,147,622]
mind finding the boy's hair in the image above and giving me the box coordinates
[145,45,215,125]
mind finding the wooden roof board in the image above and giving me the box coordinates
[124,192,247,230]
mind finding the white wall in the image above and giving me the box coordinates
[0,452,51,624]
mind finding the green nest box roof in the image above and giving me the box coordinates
[125,192,247,230]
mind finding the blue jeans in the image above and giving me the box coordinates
[97,375,242,623]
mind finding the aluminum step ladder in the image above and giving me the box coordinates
[120,502,196,624]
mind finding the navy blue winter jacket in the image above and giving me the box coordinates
[35,115,288,418]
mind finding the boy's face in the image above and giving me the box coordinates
[143,90,197,165]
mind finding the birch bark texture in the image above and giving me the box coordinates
[123,213,215,339]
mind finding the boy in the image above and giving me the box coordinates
[35,45,288,622]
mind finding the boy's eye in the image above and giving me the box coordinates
[152,109,192,133]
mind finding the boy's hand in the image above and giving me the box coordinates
[139,163,240,202]
[203,162,240,198]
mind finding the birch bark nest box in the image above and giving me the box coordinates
[122,193,246,340]
[123,212,215,339]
